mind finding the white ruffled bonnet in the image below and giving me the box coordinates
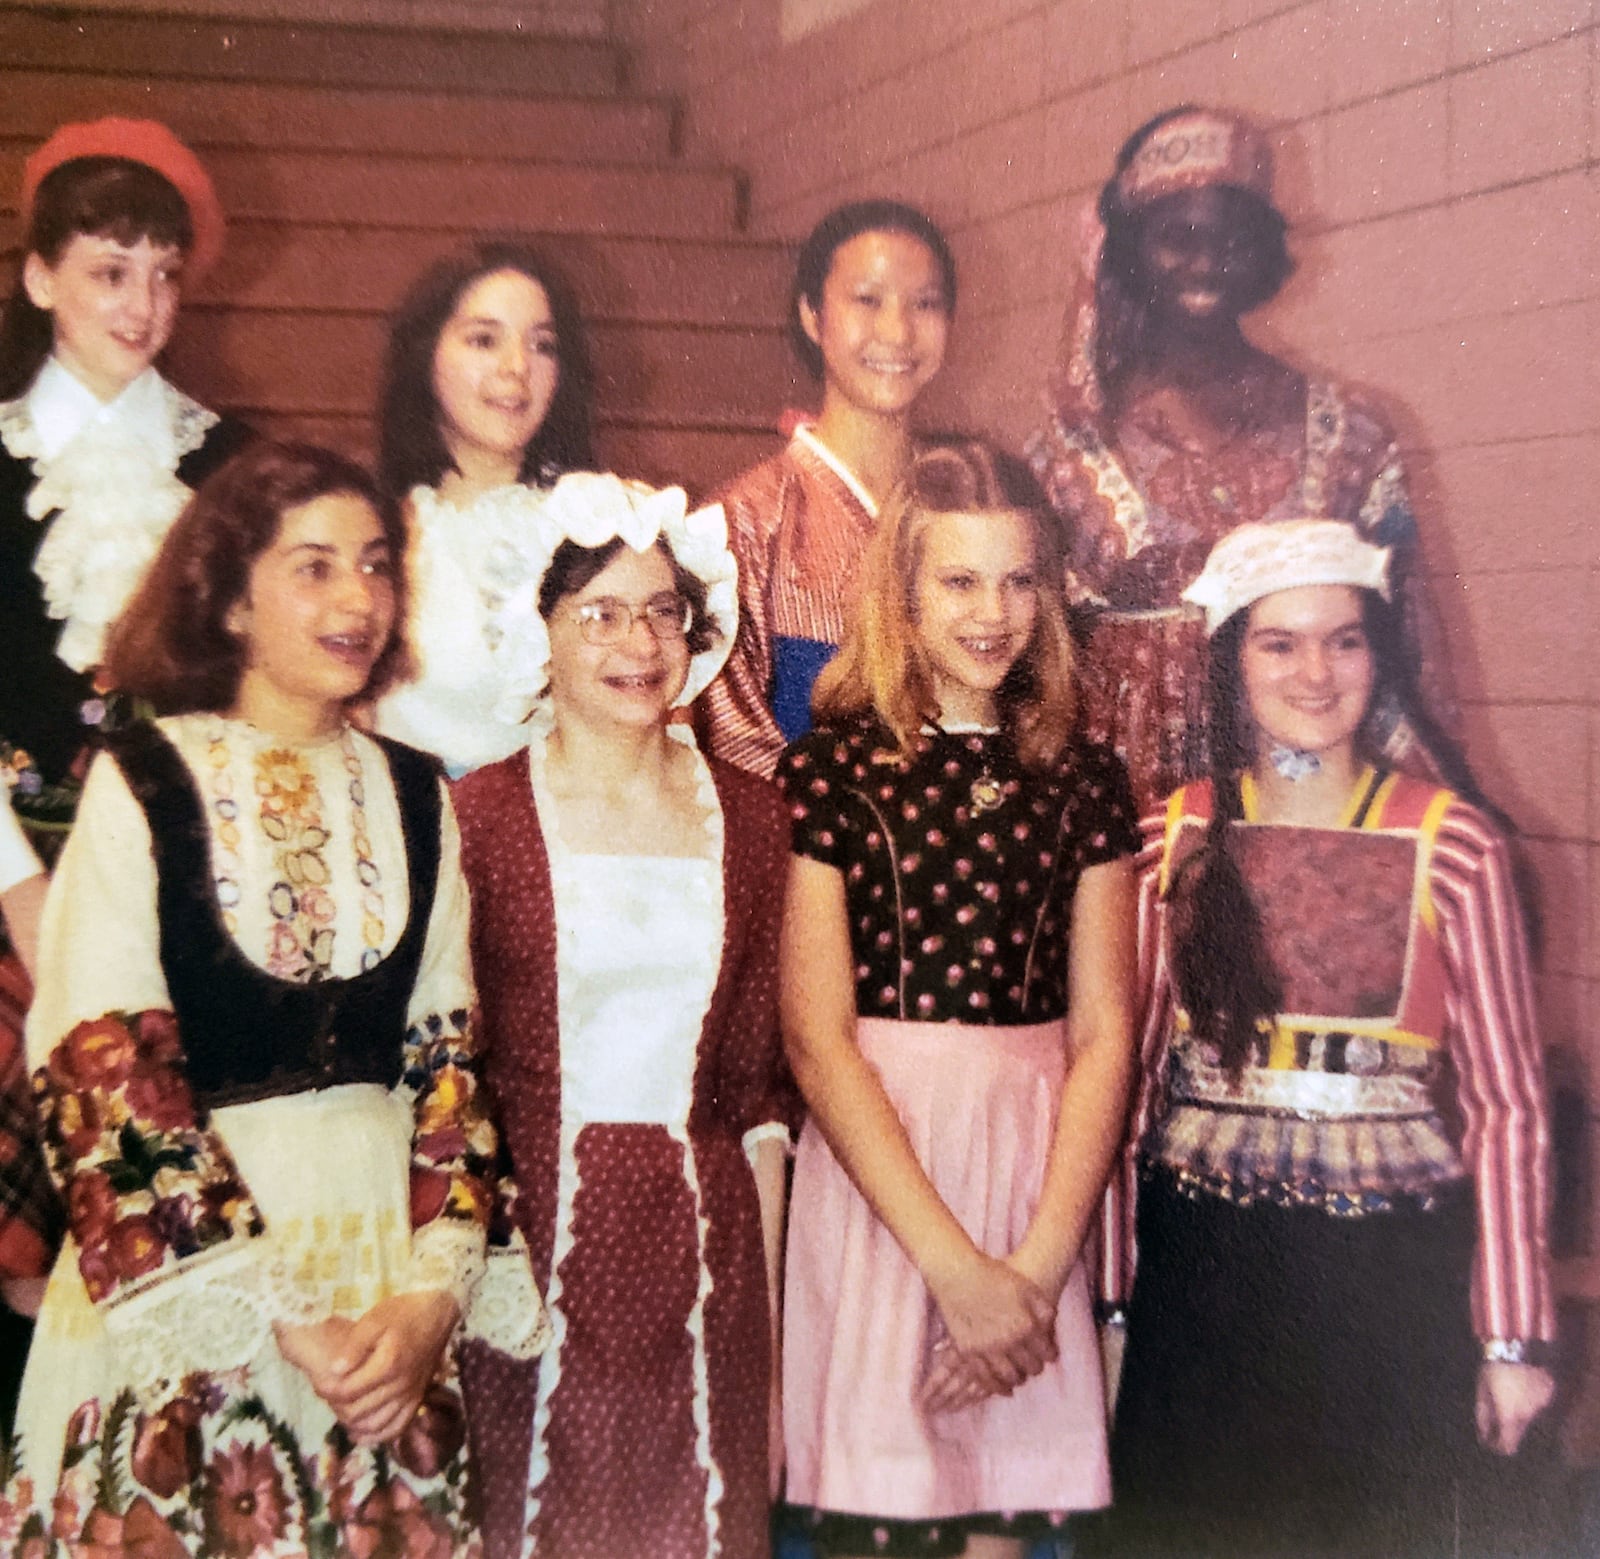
[489,471,738,722]
[1180,519,1392,636]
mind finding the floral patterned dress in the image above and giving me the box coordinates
[0,714,543,1558]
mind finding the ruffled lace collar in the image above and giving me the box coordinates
[0,367,219,673]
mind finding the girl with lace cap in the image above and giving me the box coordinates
[451,473,796,1558]
[1026,106,1459,814]
[703,199,957,780]
[0,117,251,1353]
[1095,521,1555,1557]
[371,240,596,776]
[776,443,1139,1558]
[0,442,545,1557]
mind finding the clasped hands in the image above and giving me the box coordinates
[274,1289,460,1445]
[920,1246,1059,1415]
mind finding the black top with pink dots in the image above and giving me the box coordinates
[777,716,1138,1025]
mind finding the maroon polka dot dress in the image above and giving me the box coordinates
[775,717,1138,1552]
[453,743,799,1559]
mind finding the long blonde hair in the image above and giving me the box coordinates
[813,441,1076,770]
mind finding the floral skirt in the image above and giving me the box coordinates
[2,1085,480,1557]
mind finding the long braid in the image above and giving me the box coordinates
[1167,615,1283,1081]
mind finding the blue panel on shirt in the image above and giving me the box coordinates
[772,635,839,742]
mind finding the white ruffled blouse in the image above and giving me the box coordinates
[374,481,551,774]
[0,360,218,672]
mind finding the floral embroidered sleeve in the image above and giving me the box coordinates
[400,789,548,1358]
[26,758,281,1382]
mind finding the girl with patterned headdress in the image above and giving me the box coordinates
[0,441,544,1557]
[777,442,1138,1558]
[1096,521,1555,1557]
[451,472,796,1558]
[372,240,595,776]
[704,200,957,781]
[0,116,252,1379]
[1026,106,1459,814]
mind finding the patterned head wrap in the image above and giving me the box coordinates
[1043,106,1278,432]
[488,471,739,718]
[1114,108,1274,211]
[1181,519,1392,636]
[22,118,226,282]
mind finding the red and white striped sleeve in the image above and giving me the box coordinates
[1431,800,1556,1344]
[1100,807,1176,1307]
[702,460,792,781]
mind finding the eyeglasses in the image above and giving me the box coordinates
[570,593,693,646]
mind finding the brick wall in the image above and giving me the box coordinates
[619,0,1600,1271]
[3,0,608,35]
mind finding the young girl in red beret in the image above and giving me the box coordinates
[0,118,250,1380]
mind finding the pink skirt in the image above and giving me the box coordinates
[783,1016,1111,1521]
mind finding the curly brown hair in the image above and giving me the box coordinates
[104,441,409,715]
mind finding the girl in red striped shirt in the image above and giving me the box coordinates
[1097,520,1556,1559]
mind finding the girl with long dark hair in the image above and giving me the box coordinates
[372,239,596,774]
[1100,520,1554,1557]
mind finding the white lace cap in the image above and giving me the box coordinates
[1180,519,1392,636]
[487,472,737,719]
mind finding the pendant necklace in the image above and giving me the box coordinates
[930,721,1006,814]
[970,764,1004,815]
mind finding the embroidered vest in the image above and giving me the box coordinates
[107,722,441,1110]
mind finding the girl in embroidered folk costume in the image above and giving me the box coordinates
[777,444,1138,1558]
[452,473,795,1559]
[1096,522,1555,1557]
[704,201,957,779]
[373,241,596,776]
[0,117,251,1406]
[0,443,545,1557]
[1026,106,1458,813]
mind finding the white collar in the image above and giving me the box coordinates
[791,423,879,518]
[27,360,176,465]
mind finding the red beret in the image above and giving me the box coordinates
[21,118,225,282]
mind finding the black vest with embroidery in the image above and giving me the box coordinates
[106,721,442,1111]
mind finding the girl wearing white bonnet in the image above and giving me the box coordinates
[450,472,796,1559]
[1094,520,1556,1557]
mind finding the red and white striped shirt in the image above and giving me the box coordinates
[1104,770,1555,1345]
[702,426,878,780]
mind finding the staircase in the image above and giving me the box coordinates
[0,9,802,495]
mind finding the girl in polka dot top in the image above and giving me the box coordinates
[776,441,1139,1558]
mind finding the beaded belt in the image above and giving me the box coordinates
[1172,1065,1437,1121]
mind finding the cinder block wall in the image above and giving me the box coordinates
[617,0,1599,1288]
